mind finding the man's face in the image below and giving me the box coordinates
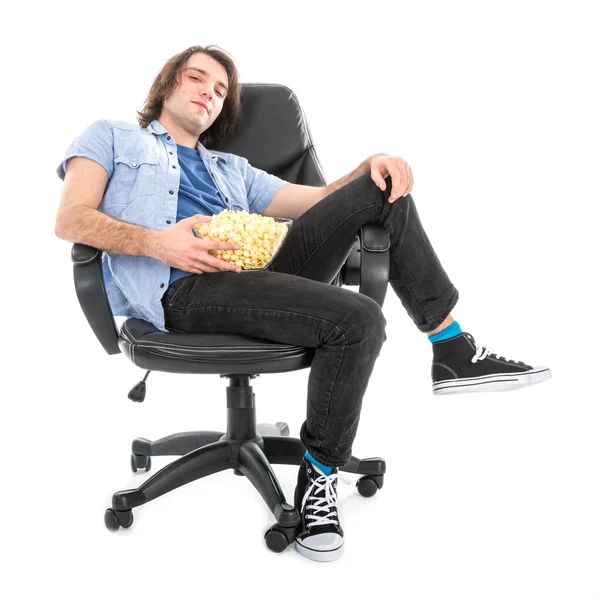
[162,52,229,137]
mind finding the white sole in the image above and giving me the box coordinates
[295,539,344,562]
[432,367,552,395]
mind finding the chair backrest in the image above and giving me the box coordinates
[71,83,331,355]
[208,83,327,186]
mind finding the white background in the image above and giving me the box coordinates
[2,0,599,598]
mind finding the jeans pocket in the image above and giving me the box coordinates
[163,276,193,307]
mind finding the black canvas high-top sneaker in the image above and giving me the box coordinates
[432,332,552,395]
[294,457,345,562]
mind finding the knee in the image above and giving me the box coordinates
[362,172,416,212]
[328,294,387,346]
[360,296,387,344]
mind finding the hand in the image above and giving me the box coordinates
[154,214,242,274]
[369,154,414,202]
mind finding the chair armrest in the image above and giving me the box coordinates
[339,224,389,308]
[71,243,121,355]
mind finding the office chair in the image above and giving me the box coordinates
[71,83,391,553]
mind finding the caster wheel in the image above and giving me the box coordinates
[131,453,151,473]
[275,422,290,436]
[264,526,291,553]
[357,474,383,498]
[104,508,134,531]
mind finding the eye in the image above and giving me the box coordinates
[189,75,225,98]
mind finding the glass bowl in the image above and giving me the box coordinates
[193,216,293,271]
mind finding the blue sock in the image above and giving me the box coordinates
[304,450,334,475]
[428,321,462,343]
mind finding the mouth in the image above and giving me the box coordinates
[192,101,208,113]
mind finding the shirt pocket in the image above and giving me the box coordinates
[109,155,159,204]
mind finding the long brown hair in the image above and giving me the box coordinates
[137,45,242,147]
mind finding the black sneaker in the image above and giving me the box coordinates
[294,457,346,562]
[431,332,552,395]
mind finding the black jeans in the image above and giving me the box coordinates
[162,173,458,468]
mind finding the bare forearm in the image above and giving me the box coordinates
[55,205,160,258]
[322,154,383,197]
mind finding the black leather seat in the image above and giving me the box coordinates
[71,83,390,553]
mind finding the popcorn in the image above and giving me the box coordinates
[193,209,290,270]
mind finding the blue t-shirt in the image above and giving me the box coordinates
[169,144,227,285]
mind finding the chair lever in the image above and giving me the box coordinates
[128,370,151,402]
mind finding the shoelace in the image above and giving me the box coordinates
[302,471,351,527]
[471,341,518,364]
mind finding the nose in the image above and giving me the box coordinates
[200,87,214,101]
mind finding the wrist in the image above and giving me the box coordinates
[367,153,387,167]
[144,229,163,261]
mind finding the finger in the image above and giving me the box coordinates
[371,167,387,192]
[218,260,242,272]
[186,214,212,225]
[196,240,240,252]
[400,162,411,197]
[194,256,239,273]
[212,241,241,251]
[187,215,212,235]
[406,165,414,195]
[205,255,242,272]
[188,253,222,273]
[389,164,405,201]
[191,262,217,273]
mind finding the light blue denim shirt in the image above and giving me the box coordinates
[57,119,289,332]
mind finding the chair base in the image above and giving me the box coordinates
[105,375,386,552]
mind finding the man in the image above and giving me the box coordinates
[55,44,551,562]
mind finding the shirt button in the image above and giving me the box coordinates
[160,283,165,288]
[166,220,171,224]
[169,151,173,155]
[166,135,171,140]
[131,162,137,167]
[172,165,176,169]
[169,190,174,195]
